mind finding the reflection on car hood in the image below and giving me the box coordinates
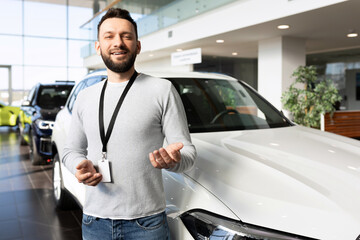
[188,125,360,240]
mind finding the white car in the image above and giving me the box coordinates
[51,70,360,240]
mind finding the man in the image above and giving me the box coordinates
[62,8,196,240]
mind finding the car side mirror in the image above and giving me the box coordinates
[21,100,31,106]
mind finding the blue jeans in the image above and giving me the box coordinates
[82,211,170,240]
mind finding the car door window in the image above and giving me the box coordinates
[214,80,266,121]
[67,82,84,113]
[169,78,290,133]
[67,76,105,113]
[84,76,105,87]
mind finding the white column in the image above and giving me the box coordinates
[258,37,305,110]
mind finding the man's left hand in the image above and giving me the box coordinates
[149,142,183,169]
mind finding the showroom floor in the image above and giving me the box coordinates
[0,128,82,240]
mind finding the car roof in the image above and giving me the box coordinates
[147,71,237,81]
[37,81,75,87]
[85,69,238,81]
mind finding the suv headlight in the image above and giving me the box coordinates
[180,210,317,240]
[35,119,55,130]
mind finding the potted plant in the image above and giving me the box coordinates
[281,65,342,129]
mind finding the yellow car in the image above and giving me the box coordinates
[0,100,20,127]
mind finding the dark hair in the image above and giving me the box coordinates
[97,8,138,39]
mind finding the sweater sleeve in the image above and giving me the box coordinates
[161,83,197,173]
[62,92,88,175]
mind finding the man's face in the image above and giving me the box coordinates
[95,18,141,73]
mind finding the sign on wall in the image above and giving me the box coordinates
[171,48,202,66]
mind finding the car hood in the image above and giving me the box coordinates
[5,105,20,115]
[188,125,360,240]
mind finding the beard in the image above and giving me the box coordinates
[100,46,137,73]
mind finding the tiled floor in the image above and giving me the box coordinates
[0,127,82,240]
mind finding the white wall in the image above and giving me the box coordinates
[136,56,193,73]
[84,54,105,69]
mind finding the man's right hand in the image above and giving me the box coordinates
[75,160,102,186]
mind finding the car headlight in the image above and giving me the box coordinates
[180,210,317,240]
[35,119,55,130]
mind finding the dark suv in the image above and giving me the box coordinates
[19,81,74,165]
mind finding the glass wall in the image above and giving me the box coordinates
[194,56,258,90]
[131,0,238,37]
[307,48,360,110]
[0,0,94,105]
[80,0,238,59]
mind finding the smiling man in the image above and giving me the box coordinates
[62,8,196,240]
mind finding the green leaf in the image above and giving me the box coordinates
[282,65,342,128]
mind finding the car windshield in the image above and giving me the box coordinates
[169,78,292,133]
[37,85,73,109]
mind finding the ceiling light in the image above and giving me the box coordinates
[277,24,290,30]
[232,52,238,56]
[149,54,154,57]
[216,39,224,43]
[347,31,358,38]
[176,49,183,52]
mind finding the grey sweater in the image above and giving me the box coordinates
[62,73,196,219]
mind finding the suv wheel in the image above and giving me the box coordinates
[52,153,77,210]
[30,133,43,165]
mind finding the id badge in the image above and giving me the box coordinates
[98,159,112,182]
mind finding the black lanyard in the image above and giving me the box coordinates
[99,71,138,156]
